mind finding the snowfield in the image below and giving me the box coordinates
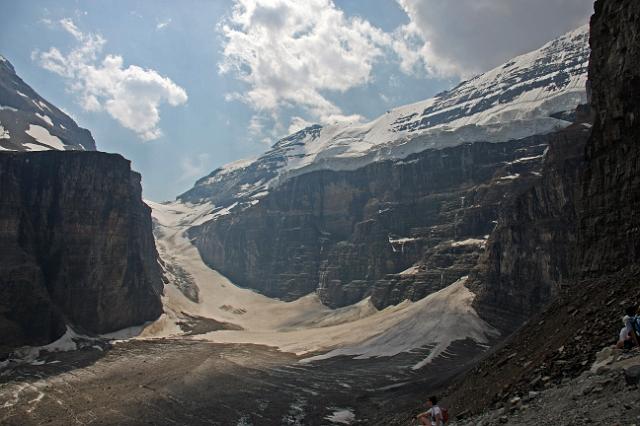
[139,201,499,369]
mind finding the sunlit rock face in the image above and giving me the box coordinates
[0,151,163,355]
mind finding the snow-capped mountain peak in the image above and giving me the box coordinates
[0,55,96,152]
[180,25,589,209]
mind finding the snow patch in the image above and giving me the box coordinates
[397,264,421,276]
[499,173,521,181]
[325,408,355,424]
[0,124,9,140]
[35,112,54,127]
[451,238,487,248]
[25,124,65,150]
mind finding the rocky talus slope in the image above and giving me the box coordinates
[0,56,96,151]
[0,152,163,356]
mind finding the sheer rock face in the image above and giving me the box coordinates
[190,137,549,308]
[473,0,640,331]
[0,152,163,354]
[183,28,589,309]
[470,114,591,330]
[578,0,640,274]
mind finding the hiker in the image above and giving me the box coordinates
[416,396,445,425]
[616,305,640,349]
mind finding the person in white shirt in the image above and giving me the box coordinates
[616,306,639,349]
[416,396,443,426]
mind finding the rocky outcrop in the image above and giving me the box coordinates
[472,0,640,331]
[578,0,640,275]
[0,151,163,355]
[0,55,96,151]
[471,108,592,330]
[191,136,548,308]
[441,0,640,416]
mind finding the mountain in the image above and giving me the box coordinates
[181,25,589,206]
[0,151,164,356]
[423,0,640,421]
[178,26,591,308]
[0,55,96,151]
[0,62,162,356]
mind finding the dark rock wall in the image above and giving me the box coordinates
[0,152,163,354]
[191,136,550,308]
[471,110,591,329]
[578,0,640,274]
[440,0,640,416]
[473,0,640,331]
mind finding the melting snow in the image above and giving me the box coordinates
[25,124,65,150]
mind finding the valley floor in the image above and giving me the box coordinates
[0,338,483,425]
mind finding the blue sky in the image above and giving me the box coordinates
[0,0,593,200]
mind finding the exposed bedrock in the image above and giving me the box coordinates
[0,152,163,355]
[472,0,640,331]
[190,136,552,308]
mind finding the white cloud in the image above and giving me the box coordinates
[287,116,314,134]
[394,0,593,77]
[156,18,172,30]
[34,18,187,141]
[219,0,392,133]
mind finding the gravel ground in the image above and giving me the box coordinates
[449,349,640,426]
[0,338,484,425]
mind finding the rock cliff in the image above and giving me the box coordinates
[472,0,640,331]
[0,151,163,355]
[184,27,590,308]
[192,136,551,308]
[437,0,640,418]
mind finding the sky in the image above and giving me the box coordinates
[0,0,593,201]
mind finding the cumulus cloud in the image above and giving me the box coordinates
[394,0,593,77]
[34,18,187,141]
[219,0,392,132]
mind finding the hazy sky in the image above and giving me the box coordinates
[0,0,593,200]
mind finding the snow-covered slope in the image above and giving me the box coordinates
[180,25,589,206]
[0,55,96,151]
[142,200,498,370]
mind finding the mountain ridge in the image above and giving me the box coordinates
[0,55,96,152]
[180,25,589,208]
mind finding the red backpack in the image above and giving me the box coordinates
[441,407,449,424]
